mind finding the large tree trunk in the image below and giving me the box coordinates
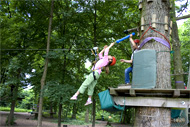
[171,0,184,89]
[37,0,54,127]
[134,0,171,126]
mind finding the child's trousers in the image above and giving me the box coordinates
[78,71,100,96]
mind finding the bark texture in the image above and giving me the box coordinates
[134,0,171,126]
[37,0,54,127]
[171,0,184,89]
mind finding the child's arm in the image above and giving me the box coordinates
[107,42,115,50]
[120,59,133,64]
[129,34,138,49]
[99,45,108,55]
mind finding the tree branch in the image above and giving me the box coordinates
[176,14,190,20]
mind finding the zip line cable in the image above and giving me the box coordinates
[0,48,92,51]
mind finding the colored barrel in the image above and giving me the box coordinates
[116,32,135,43]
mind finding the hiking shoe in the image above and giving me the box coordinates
[70,95,77,100]
[118,83,131,88]
[84,98,92,106]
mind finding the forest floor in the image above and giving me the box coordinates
[0,111,131,127]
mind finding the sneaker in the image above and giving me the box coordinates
[84,98,92,106]
[118,83,131,88]
[125,83,131,86]
[70,95,77,100]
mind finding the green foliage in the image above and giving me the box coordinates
[18,89,35,109]
[178,18,190,84]
[0,107,32,112]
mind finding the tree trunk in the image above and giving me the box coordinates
[135,0,171,126]
[92,98,96,127]
[92,1,97,126]
[58,100,62,127]
[37,0,54,127]
[187,64,190,89]
[85,108,89,123]
[71,103,77,119]
[171,0,184,89]
[7,85,18,125]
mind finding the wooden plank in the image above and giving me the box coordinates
[173,89,180,97]
[109,88,190,98]
[130,89,136,97]
[109,88,118,96]
[113,96,190,109]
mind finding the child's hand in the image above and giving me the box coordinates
[120,59,125,62]
[130,34,133,38]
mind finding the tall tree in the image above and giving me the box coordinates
[37,0,54,127]
[134,0,171,126]
[171,0,188,89]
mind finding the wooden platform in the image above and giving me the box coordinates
[109,88,190,109]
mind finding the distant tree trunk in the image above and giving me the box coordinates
[92,98,96,127]
[187,64,190,89]
[7,85,18,125]
[58,99,62,127]
[7,68,21,125]
[85,108,89,123]
[171,0,184,89]
[71,103,77,119]
[134,0,171,126]
[92,1,97,126]
[50,103,53,118]
[37,0,54,127]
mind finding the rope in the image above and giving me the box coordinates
[139,24,171,49]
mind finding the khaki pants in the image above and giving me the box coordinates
[78,71,100,96]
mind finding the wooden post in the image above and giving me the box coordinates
[141,17,144,31]
[139,0,142,10]
[152,14,156,28]
[147,0,153,2]
[164,16,168,31]
[170,21,172,35]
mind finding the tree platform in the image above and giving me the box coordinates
[109,87,190,109]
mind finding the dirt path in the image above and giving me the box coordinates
[0,111,131,127]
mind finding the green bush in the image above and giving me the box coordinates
[0,107,32,112]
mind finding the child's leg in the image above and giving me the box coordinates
[84,71,100,105]
[78,72,95,94]
[87,71,100,96]
[125,67,133,84]
[71,72,94,99]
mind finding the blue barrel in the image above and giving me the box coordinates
[116,32,135,43]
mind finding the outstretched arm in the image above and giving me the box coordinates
[99,45,108,55]
[107,42,115,50]
[129,34,138,49]
[120,59,133,64]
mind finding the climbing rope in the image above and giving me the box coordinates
[139,23,171,49]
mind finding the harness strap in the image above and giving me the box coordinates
[139,37,171,50]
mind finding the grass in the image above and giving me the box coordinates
[0,107,32,112]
